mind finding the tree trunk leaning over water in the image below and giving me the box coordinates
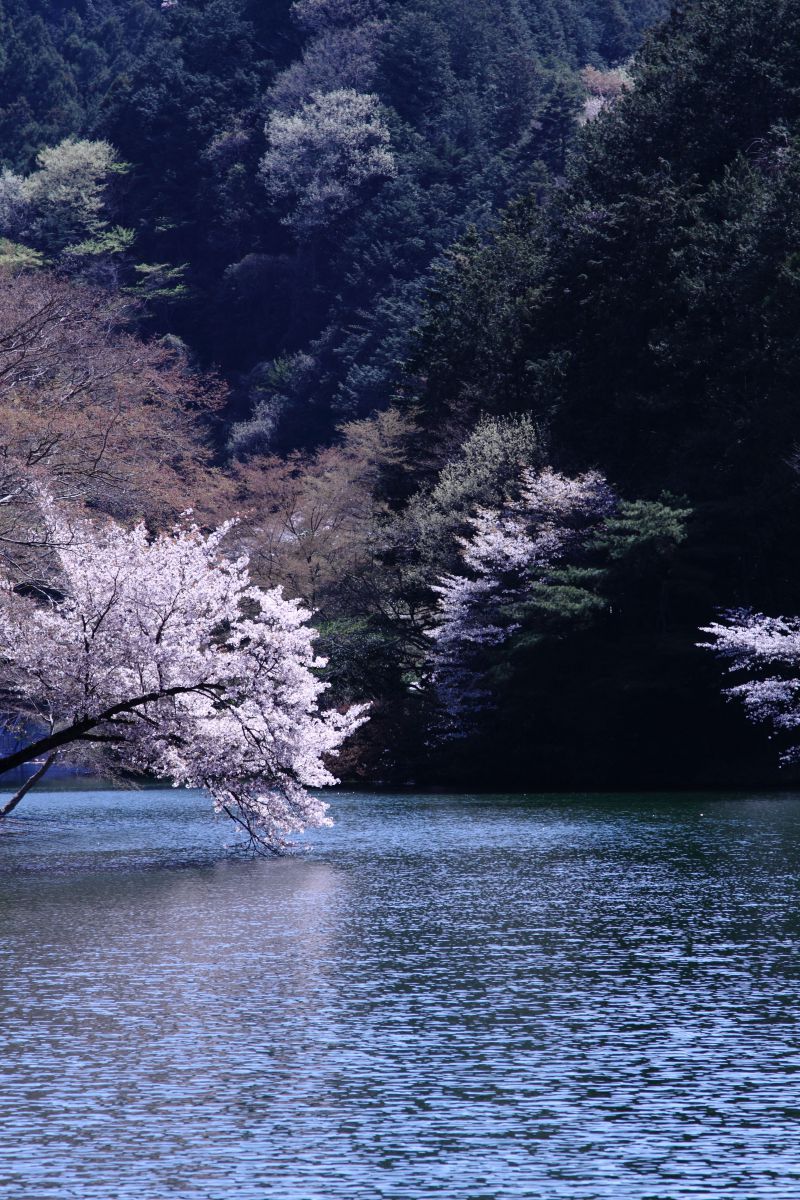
[0,494,366,850]
[0,752,58,819]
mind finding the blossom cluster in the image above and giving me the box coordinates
[429,467,616,733]
[0,501,366,849]
[702,610,800,754]
[261,88,395,233]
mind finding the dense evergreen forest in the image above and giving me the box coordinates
[0,0,663,439]
[3,0,800,790]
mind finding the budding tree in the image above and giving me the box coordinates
[702,610,800,760]
[0,268,225,575]
[261,89,396,234]
[0,500,366,851]
[268,24,384,115]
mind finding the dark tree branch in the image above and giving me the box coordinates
[0,752,58,819]
[0,682,223,778]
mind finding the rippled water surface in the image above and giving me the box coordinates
[2,788,800,1199]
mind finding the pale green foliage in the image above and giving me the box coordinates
[0,139,131,260]
[129,261,190,302]
[261,89,396,234]
[65,226,136,263]
[400,414,541,579]
[0,238,44,272]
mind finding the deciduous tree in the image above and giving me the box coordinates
[260,89,396,234]
[0,498,366,851]
[702,610,800,762]
[0,269,225,573]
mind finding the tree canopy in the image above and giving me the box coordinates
[0,497,365,849]
[10,0,800,799]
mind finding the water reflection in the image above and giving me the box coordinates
[1,789,800,1197]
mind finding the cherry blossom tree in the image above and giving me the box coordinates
[261,89,396,234]
[429,467,617,732]
[701,610,800,760]
[578,65,633,126]
[0,499,366,851]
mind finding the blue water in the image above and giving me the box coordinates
[1,787,800,1199]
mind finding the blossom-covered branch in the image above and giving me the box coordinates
[429,467,617,733]
[0,498,366,851]
[701,610,800,757]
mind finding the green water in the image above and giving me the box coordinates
[1,788,800,1198]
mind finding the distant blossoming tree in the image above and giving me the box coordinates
[261,89,396,234]
[578,65,632,125]
[0,499,366,851]
[429,467,617,732]
[702,610,800,760]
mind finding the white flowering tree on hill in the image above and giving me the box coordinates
[429,467,618,733]
[0,500,366,851]
[702,610,800,760]
[261,89,396,234]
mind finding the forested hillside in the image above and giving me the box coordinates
[0,0,664,443]
[8,0,800,791]
[399,0,800,786]
[6,9,800,1194]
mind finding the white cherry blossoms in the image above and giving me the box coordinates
[702,610,800,757]
[0,500,366,850]
[429,467,617,732]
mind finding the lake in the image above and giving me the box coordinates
[1,787,800,1199]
